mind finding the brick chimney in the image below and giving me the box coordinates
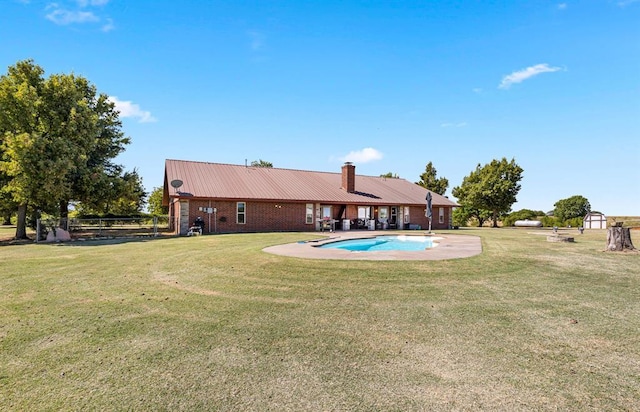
[341,162,355,193]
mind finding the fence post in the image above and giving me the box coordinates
[36,219,41,243]
[153,216,158,237]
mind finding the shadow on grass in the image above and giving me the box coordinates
[0,233,184,247]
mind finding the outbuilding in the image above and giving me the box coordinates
[583,212,607,229]
[163,160,458,235]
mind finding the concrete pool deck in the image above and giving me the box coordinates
[263,231,482,261]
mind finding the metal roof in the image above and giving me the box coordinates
[164,159,459,207]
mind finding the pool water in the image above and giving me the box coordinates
[319,235,438,252]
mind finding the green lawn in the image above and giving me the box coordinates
[1,228,639,411]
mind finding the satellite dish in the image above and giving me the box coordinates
[170,179,183,189]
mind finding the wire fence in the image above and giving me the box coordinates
[36,216,174,243]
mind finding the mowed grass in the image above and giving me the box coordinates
[1,228,639,411]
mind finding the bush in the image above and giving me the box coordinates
[565,217,584,228]
[540,215,584,228]
[541,216,560,227]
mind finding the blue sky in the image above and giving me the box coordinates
[3,0,639,215]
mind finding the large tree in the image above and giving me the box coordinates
[56,77,130,221]
[74,169,147,216]
[147,187,168,215]
[0,158,16,224]
[452,204,492,228]
[0,60,130,238]
[553,195,591,222]
[452,158,523,227]
[109,169,147,215]
[0,60,52,238]
[416,161,448,195]
[0,188,15,225]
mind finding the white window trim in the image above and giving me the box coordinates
[237,202,246,224]
[306,203,314,224]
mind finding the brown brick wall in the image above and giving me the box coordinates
[405,205,452,230]
[179,199,453,234]
[185,200,313,233]
[345,204,359,221]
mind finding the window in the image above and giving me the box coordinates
[439,207,444,224]
[306,204,314,224]
[358,206,371,219]
[390,207,398,227]
[378,207,388,221]
[237,202,246,224]
[322,205,332,220]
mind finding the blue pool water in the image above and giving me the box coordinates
[319,235,436,252]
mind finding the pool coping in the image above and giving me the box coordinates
[263,230,482,261]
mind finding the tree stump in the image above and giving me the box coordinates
[605,224,636,251]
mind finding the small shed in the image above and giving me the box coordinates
[583,212,607,229]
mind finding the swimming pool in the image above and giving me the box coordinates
[318,235,439,252]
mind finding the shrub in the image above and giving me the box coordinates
[541,216,560,227]
[565,217,584,228]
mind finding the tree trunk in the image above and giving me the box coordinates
[15,203,29,239]
[59,200,69,229]
[605,226,636,251]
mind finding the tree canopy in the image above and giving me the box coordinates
[0,59,133,238]
[502,209,546,227]
[553,195,591,222]
[74,169,147,217]
[416,162,448,195]
[380,172,399,178]
[147,187,168,216]
[251,159,273,168]
[452,158,523,227]
[452,205,492,228]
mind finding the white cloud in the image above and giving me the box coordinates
[77,0,110,6]
[44,1,113,30]
[46,8,99,25]
[101,17,114,32]
[618,0,640,6]
[108,96,157,123]
[342,147,383,164]
[557,3,567,10]
[499,63,563,89]
[472,88,483,94]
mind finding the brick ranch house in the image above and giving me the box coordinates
[163,159,458,235]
